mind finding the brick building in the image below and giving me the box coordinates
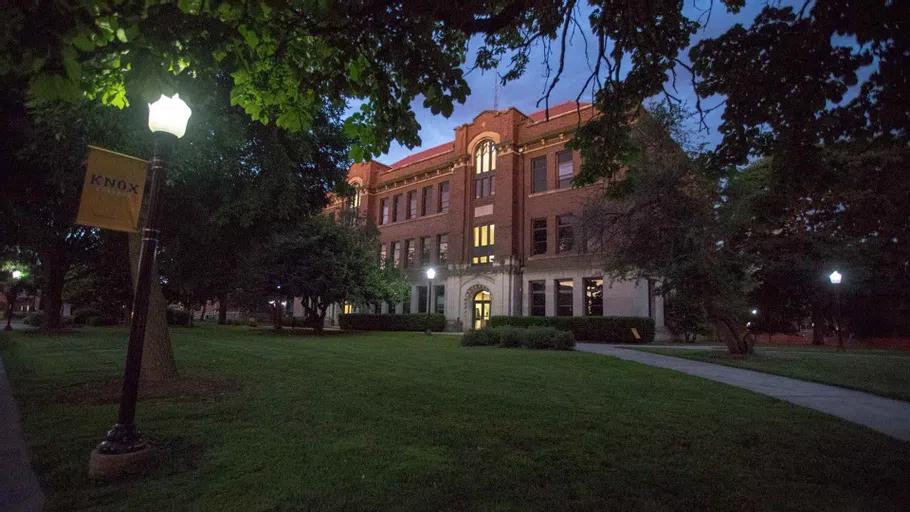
[324,101,665,332]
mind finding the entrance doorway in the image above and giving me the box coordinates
[472,290,491,330]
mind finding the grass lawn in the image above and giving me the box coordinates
[634,346,910,402]
[1,325,909,511]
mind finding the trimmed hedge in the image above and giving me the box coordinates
[22,311,74,327]
[166,308,193,326]
[489,316,655,343]
[339,313,446,332]
[85,316,120,327]
[462,326,575,351]
[72,307,103,325]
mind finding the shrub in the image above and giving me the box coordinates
[488,316,654,344]
[23,311,44,326]
[85,316,120,327]
[72,307,103,325]
[339,314,446,332]
[166,308,193,326]
[460,326,575,350]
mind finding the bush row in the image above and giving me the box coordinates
[489,316,655,343]
[166,308,193,326]
[23,311,74,327]
[461,326,575,351]
[339,314,446,332]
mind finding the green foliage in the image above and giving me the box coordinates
[462,326,575,351]
[488,316,654,344]
[85,315,119,327]
[22,311,44,327]
[165,308,192,327]
[339,314,446,332]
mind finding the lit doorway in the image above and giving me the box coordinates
[472,290,491,330]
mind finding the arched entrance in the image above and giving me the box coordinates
[472,290,492,330]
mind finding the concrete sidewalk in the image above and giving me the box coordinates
[576,344,910,442]
[0,356,44,512]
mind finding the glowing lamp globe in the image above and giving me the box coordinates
[11,270,23,279]
[426,268,436,280]
[148,94,192,138]
[829,271,842,285]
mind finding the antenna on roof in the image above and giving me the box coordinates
[493,70,500,111]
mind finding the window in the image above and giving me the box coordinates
[437,234,448,264]
[379,245,387,268]
[531,218,547,256]
[474,140,496,198]
[434,285,445,315]
[557,215,574,253]
[421,186,434,216]
[532,156,548,193]
[472,224,495,265]
[556,279,574,316]
[529,281,546,316]
[405,239,416,267]
[380,199,389,225]
[343,302,354,314]
[391,241,401,268]
[402,293,411,314]
[407,190,417,219]
[558,151,574,188]
[420,237,431,266]
[438,182,450,212]
[584,278,604,316]
[392,194,402,222]
[417,286,429,313]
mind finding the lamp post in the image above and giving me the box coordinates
[90,94,191,478]
[829,270,844,352]
[4,269,24,331]
[425,268,436,335]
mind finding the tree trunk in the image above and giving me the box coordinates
[271,303,283,331]
[217,296,227,324]
[811,300,825,345]
[4,301,13,330]
[40,244,66,331]
[199,301,207,322]
[707,303,754,354]
[128,232,179,383]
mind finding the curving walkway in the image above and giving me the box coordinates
[576,344,910,442]
[0,356,44,512]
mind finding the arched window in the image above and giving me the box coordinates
[474,140,496,198]
[473,290,492,329]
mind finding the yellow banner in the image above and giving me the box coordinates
[76,146,148,233]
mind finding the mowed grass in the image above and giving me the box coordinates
[1,326,909,512]
[635,346,910,402]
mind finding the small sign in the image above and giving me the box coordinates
[631,328,641,340]
[76,146,147,232]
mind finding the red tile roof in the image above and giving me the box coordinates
[388,141,454,169]
[527,101,592,122]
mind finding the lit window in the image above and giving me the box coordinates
[472,224,495,265]
[558,151,574,188]
[584,278,604,316]
[343,302,354,314]
[474,140,496,198]
[437,234,448,264]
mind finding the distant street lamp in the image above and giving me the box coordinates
[90,94,191,478]
[4,268,24,331]
[829,270,844,352]
[11,270,22,280]
[751,308,758,316]
[425,268,436,335]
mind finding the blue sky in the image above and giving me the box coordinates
[377,1,796,165]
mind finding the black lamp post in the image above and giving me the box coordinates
[829,270,844,352]
[89,94,191,478]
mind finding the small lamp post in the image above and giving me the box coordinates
[425,268,436,335]
[4,269,24,331]
[90,94,191,478]
[11,270,22,280]
[829,270,844,352]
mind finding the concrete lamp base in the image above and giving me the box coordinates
[88,446,156,480]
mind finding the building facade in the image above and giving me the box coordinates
[325,101,665,331]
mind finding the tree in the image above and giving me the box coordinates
[240,216,408,332]
[586,101,755,354]
[2,258,37,331]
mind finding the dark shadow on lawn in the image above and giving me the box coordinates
[257,327,356,338]
[54,376,243,406]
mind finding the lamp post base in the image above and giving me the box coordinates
[88,423,154,479]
